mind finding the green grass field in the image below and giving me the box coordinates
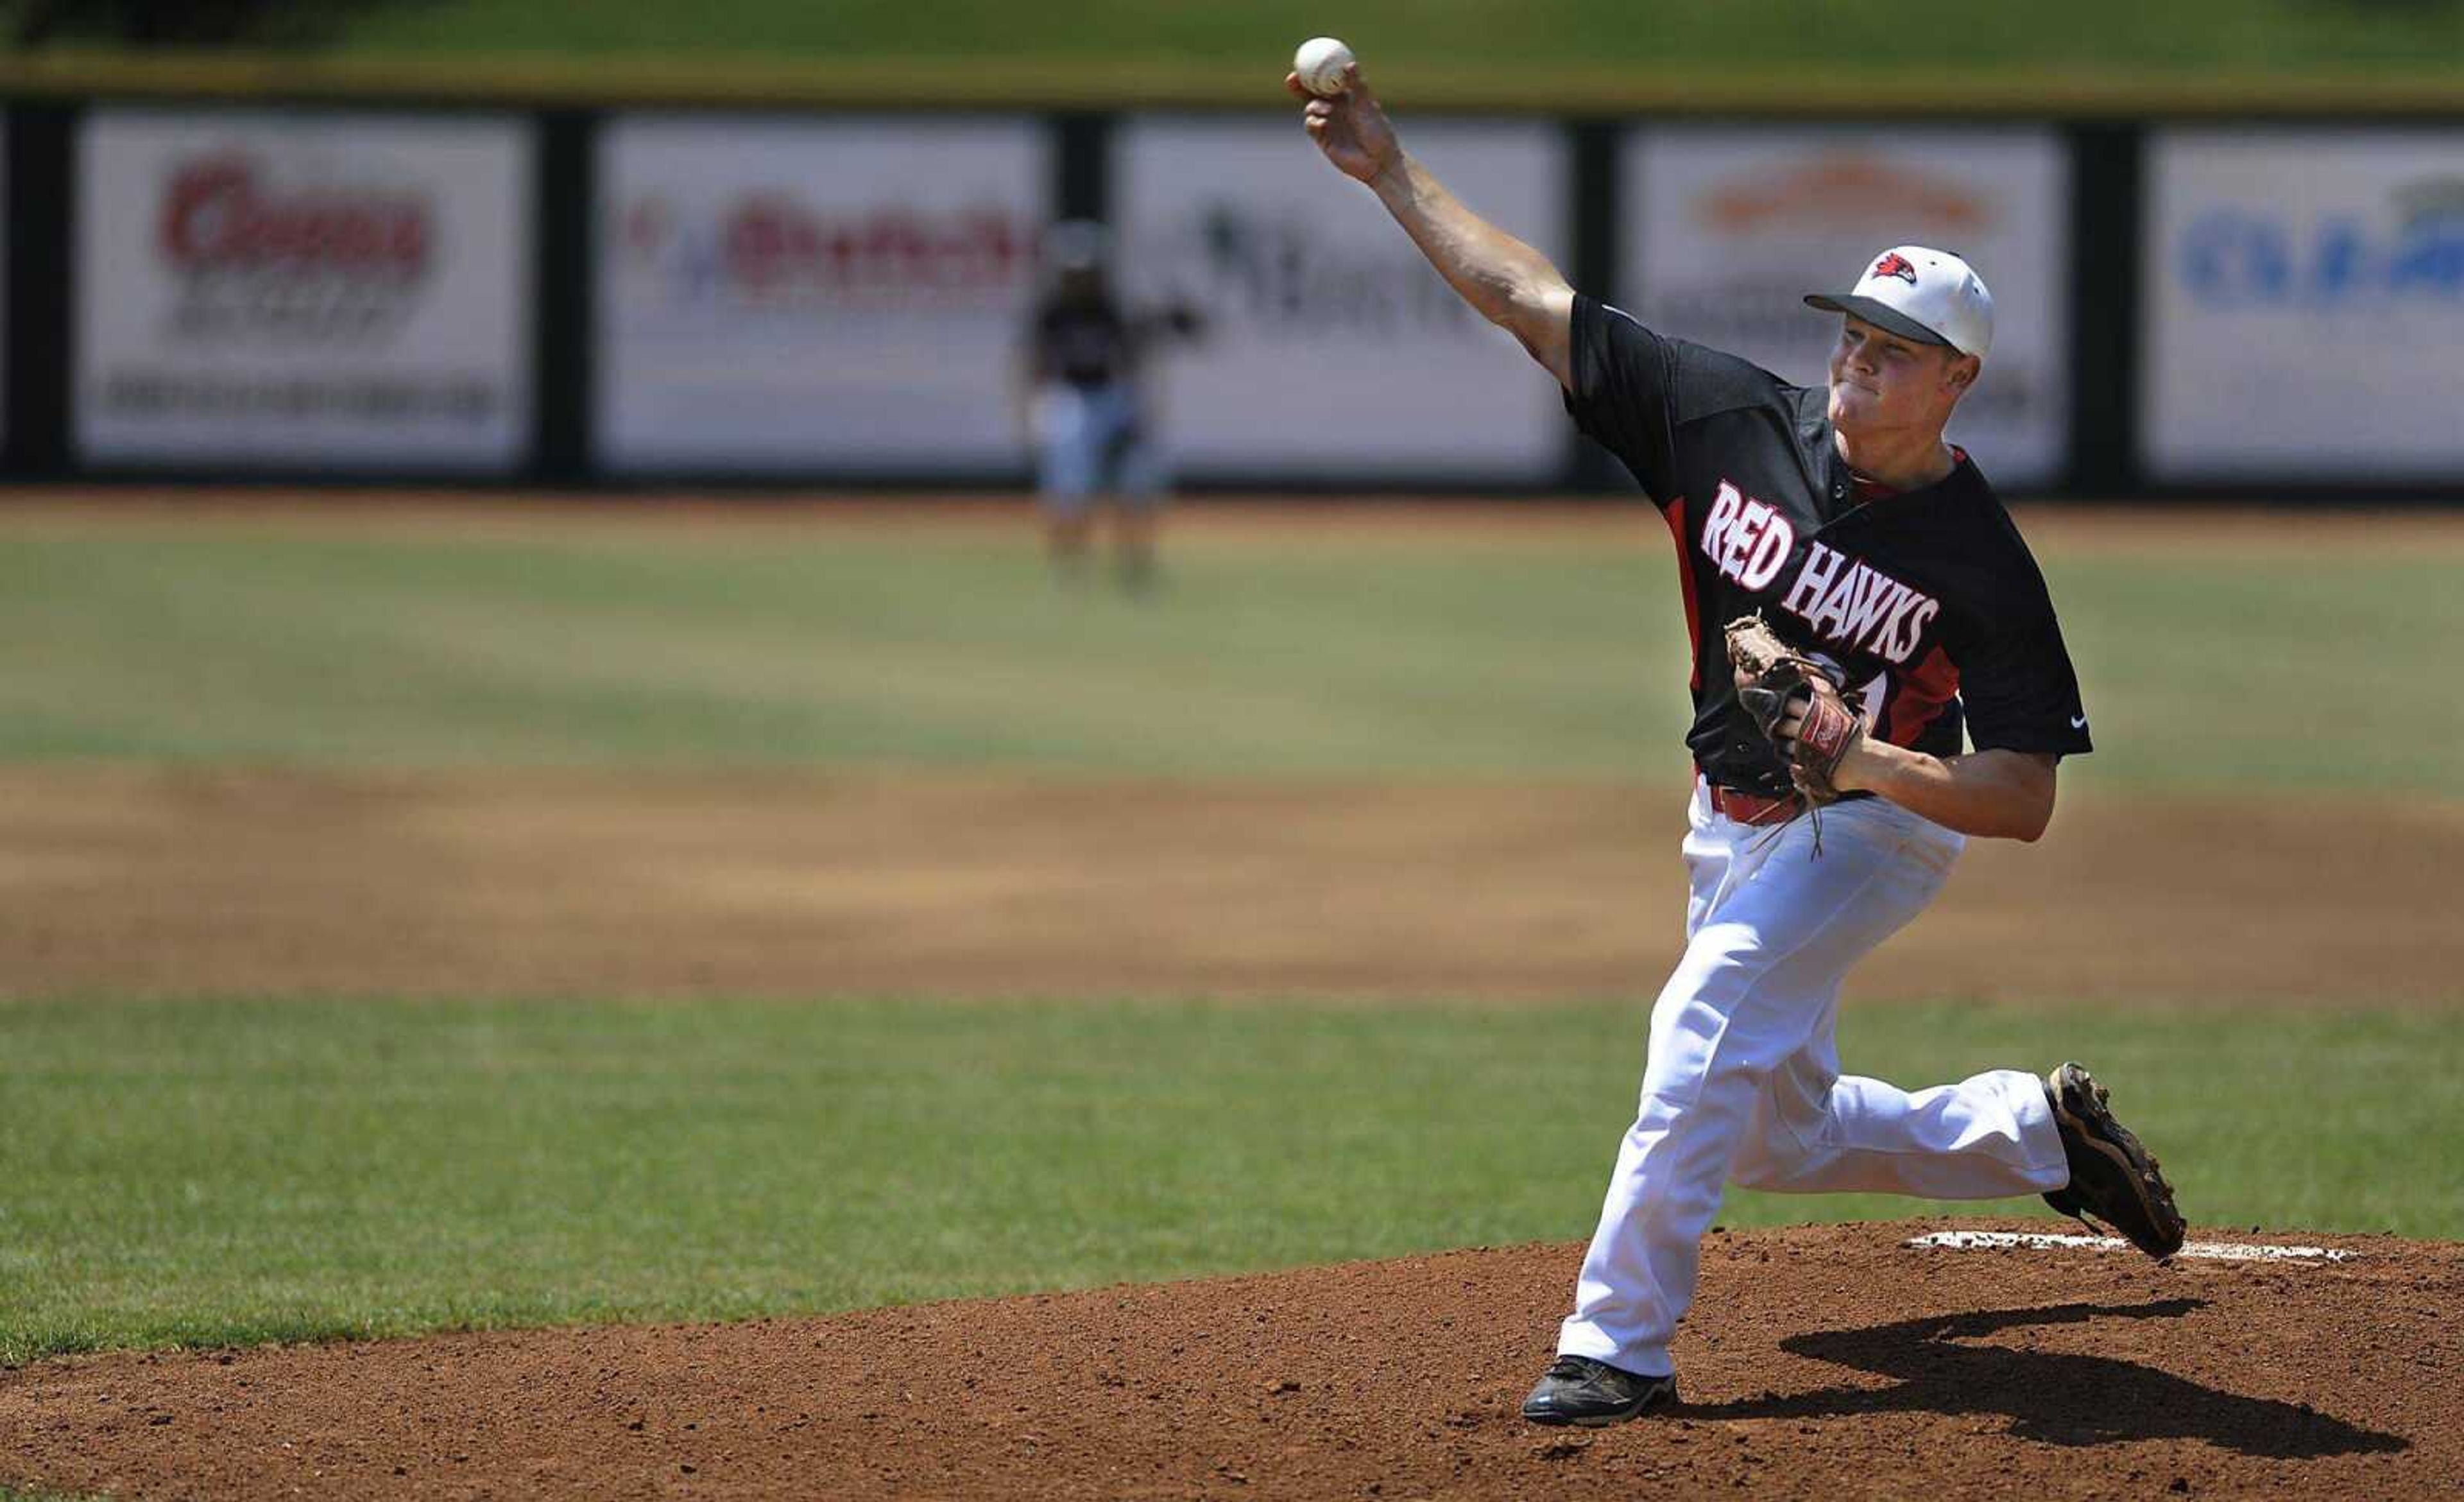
[1,510,2457,1367]
[5,996,2456,1368]
[1,521,2458,793]
[101,0,2464,80]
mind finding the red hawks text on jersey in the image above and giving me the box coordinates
[1776,540,1939,666]
[1699,484,1942,667]
[1697,481,1796,592]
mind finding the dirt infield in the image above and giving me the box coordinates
[4,1221,2452,1500]
[2,768,2456,1006]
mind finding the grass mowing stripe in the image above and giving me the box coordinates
[1,525,2461,792]
[2,996,2454,1364]
[322,0,2464,77]
[0,528,1683,773]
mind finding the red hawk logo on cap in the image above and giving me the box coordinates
[1872,252,1919,285]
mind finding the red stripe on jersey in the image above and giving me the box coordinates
[1882,643,1960,747]
[1660,496,1701,690]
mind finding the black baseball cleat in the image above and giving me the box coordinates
[1520,1354,1679,1427]
[2042,1062,2186,1260]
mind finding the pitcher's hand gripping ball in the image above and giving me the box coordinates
[1292,36,1357,96]
[1725,613,1864,804]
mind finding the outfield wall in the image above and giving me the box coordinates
[1,87,2460,497]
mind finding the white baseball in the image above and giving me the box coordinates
[1293,36,1356,97]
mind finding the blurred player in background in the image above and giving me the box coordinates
[1022,220,1202,591]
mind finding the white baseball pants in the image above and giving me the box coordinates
[1556,782,2071,1378]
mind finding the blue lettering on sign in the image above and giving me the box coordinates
[2178,208,2464,307]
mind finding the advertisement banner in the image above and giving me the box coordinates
[1623,128,2071,489]
[1113,118,1570,483]
[2144,131,2464,480]
[76,111,533,469]
[598,117,1048,474]
[0,114,9,452]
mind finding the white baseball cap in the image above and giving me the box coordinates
[1804,245,1994,361]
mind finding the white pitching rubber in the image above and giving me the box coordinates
[1906,1230,2354,1263]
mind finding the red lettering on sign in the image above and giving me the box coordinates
[158,156,429,275]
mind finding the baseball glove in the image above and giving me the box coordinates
[1724,613,1864,806]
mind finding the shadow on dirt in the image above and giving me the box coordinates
[1689,1299,2408,1460]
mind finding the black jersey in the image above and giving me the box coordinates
[1562,295,2092,798]
[1032,295,1136,390]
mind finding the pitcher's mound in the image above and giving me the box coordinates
[4,1220,2454,1499]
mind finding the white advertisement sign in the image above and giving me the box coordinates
[1623,128,2071,488]
[76,111,532,469]
[1115,118,1569,482]
[0,115,9,451]
[598,117,1048,473]
[2144,131,2464,480]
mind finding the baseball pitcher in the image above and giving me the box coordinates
[1290,62,2186,1426]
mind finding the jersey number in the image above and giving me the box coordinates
[1854,671,1888,739]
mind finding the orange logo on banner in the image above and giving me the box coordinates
[1699,157,1987,232]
